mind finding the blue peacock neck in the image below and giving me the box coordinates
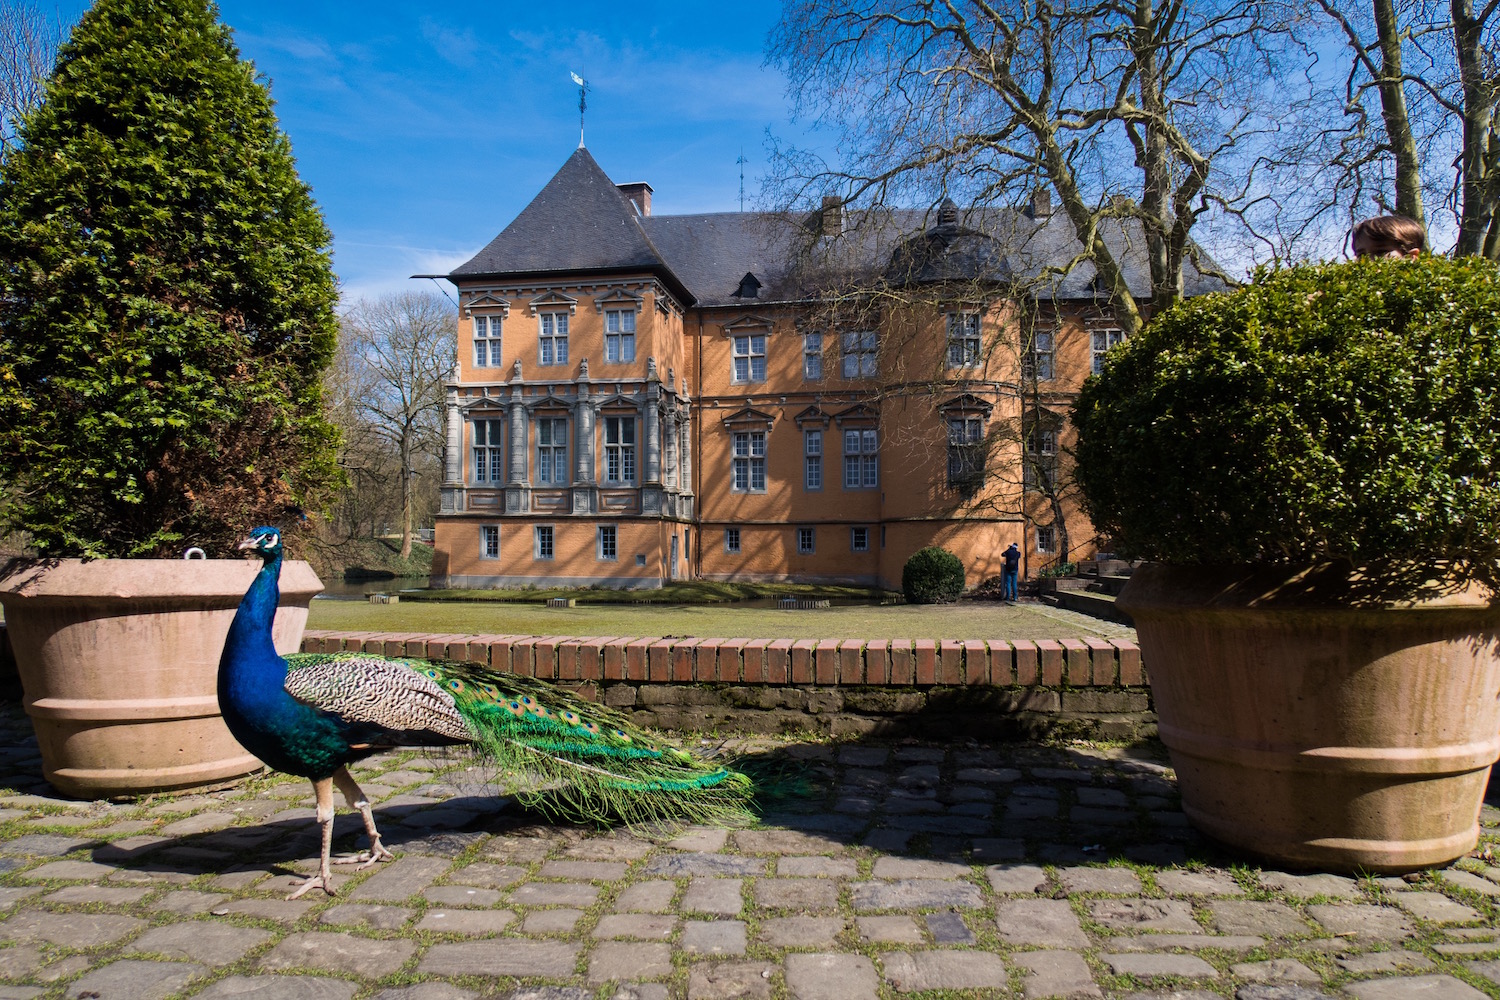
[220,552,286,706]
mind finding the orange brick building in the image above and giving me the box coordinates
[429,148,1221,590]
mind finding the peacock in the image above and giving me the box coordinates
[218,526,754,899]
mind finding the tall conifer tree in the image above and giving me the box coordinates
[0,0,340,557]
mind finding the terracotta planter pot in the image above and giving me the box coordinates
[1119,562,1500,873]
[0,558,323,799]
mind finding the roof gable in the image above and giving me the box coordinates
[451,148,683,295]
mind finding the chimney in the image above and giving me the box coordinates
[617,182,653,216]
[821,194,843,237]
[1027,187,1052,219]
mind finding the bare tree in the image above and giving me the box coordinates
[338,292,455,559]
[768,0,1295,335]
[1283,0,1500,257]
[0,1,64,163]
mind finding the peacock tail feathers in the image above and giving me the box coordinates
[283,652,755,828]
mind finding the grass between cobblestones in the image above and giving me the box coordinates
[305,598,1138,642]
[0,701,1498,998]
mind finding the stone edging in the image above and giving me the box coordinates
[300,631,1146,688]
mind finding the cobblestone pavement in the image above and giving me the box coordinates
[0,706,1499,1000]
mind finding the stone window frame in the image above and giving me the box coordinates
[480,524,500,559]
[597,525,618,562]
[796,526,816,555]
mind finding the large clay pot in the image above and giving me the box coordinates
[0,558,323,798]
[1119,562,1500,873]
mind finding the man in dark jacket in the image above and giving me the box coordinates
[1001,543,1021,602]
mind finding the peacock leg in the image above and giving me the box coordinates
[287,777,338,900]
[330,765,394,868]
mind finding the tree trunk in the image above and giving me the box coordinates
[1451,0,1499,257]
[1373,0,1427,231]
[1133,0,1176,315]
[1040,136,1143,336]
[399,428,414,560]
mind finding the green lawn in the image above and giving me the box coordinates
[406,580,892,604]
[306,598,1136,642]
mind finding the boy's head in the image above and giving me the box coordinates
[1351,215,1426,259]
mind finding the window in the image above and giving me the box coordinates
[947,416,984,487]
[803,332,823,380]
[472,419,504,483]
[1025,426,1058,492]
[480,525,500,559]
[732,431,766,492]
[732,334,766,383]
[841,330,877,378]
[725,527,741,553]
[842,428,878,489]
[1091,327,1125,375]
[535,525,554,560]
[1026,329,1054,380]
[797,527,816,555]
[473,315,501,367]
[536,417,568,485]
[605,309,636,363]
[603,416,636,484]
[947,313,981,367]
[539,312,569,366]
[1036,525,1056,554]
[851,526,869,552]
[597,525,617,561]
[804,429,823,490]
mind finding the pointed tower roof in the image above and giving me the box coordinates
[451,148,692,303]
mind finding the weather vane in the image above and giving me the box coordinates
[570,72,589,148]
[737,149,747,212]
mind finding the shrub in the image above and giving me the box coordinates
[902,546,965,604]
[0,0,341,558]
[1073,256,1500,585]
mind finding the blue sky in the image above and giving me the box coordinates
[52,1,815,303]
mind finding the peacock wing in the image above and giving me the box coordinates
[283,653,474,744]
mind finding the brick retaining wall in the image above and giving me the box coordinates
[301,630,1155,741]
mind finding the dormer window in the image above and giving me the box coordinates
[735,272,762,299]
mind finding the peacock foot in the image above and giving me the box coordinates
[286,874,336,900]
[332,842,395,869]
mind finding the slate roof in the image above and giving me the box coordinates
[450,148,692,303]
[451,150,1229,307]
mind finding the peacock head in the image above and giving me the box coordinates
[237,526,284,563]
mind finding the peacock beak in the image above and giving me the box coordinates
[237,537,258,551]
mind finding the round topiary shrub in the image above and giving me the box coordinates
[902,546,965,604]
[1072,256,1500,585]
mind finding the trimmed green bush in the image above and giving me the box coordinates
[0,0,341,558]
[1073,256,1500,584]
[902,546,965,604]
